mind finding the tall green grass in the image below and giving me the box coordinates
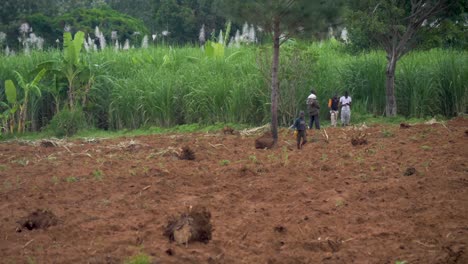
[0,42,466,133]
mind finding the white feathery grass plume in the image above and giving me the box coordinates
[99,33,106,50]
[123,39,130,50]
[0,32,6,44]
[114,40,119,52]
[29,33,37,44]
[249,24,256,43]
[19,23,30,35]
[5,46,10,56]
[141,35,148,48]
[162,30,169,37]
[111,31,118,41]
[84,39,89,52]
[199,24,205,44]
[328,26,334,39]
[242,22,249,37]
[95,26,100,38]
[152,34,157,41]
[87,35,94,51]
[24,42,30,55]
[64,24,71,32]
[228,36,234,47]
[36,37,44,50]
[234,30,241,47]
[340,27,348,43]
[218,30,223,44]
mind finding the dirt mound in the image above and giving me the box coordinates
[222,126,235,134]
[351,132,367,146]
[179,146,195,160]
[404,167,417,176]
[164,206,212,245]
[17,210,58,231]
[255,132,275,149]
[400,123,411,129]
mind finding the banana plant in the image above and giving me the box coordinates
[39,31,88,109]
[1,80,19,133]
[4,69,46,133]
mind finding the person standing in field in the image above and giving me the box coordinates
[293,111,307,149]
[339,91,352,126]
[328,93,339,127]
[306,89,320,130]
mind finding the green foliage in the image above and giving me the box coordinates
[205,41,225,59]
[56,8,148,44]
[1,42,466,134]
[124,253,151,264]
[48,108,86,137]
[5,80,17,105]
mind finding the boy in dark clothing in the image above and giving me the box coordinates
[293,111,307,149]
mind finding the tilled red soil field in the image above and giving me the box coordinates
[0,118,467,264]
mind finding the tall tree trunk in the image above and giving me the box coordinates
[270,18,280,144]
[385,51,398,116]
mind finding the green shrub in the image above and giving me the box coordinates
[48,109,87,137]
[124,253,151,264]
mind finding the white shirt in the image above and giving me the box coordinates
[339,96,352,110]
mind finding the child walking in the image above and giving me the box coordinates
[293,111,307,149]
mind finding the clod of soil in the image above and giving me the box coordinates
[274,225,286,233]
[255,132,275,149]
[17,209,58,231]
[165,248,174,256]
[404,167,417,176]
[179,146,195,160]
[223,126,235,135]
[400,123,411,129]
[164,206,212,245]
[40,140,58,147]
[351,132,368,146]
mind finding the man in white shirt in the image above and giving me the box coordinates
[306,90,320,129]
[339,91,352,126]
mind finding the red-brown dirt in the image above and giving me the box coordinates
[0,118,467,263]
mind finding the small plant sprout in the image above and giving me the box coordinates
[335,199,345,207]
[395,261,407,264]
[65,176,78,183]
[421,145,432,150]
[381,129,394,137]
[249,155,258,164]
[219,160,230,166]
[321,153,328,161]
[92,169,104,181]
[51,176,59,185]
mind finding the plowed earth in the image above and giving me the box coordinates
[1,118,467,264]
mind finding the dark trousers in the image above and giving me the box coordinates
[309,114,320,129]
[297,130,307,149]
